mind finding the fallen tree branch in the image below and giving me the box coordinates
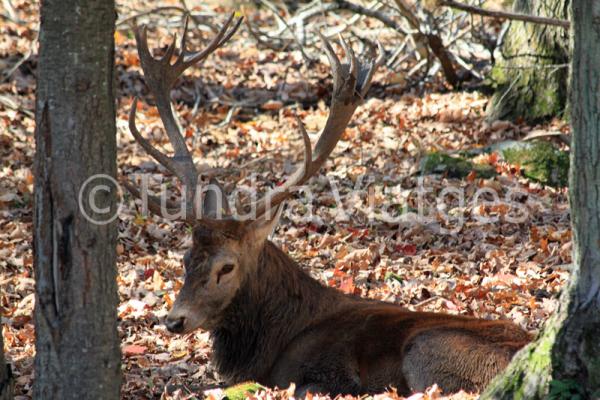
[244,18,292,52]
[391,0,419,28]
[285,0,384,42]
[288,2,338,27]
[439,0,570,29]
[523,130,570,145]
[334,0,459,86]
[334,0,408,35]
[423,33,459,87]
[306,0,460,86]
[257,0,460,86]
[390,0,459,86]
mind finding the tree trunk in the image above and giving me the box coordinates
[481,1,600,398]
[33,0,121,398]
[0,330,13,400]
[486,0,570,123]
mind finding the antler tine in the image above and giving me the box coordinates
[252,117,313,217]
[132,22,195,158]
[318,32,343,90]
[177,13,243,71]
[338,34,358,89]
[134,13,242,92]
[129,97,177,174]
[251,35,383,217]
[134,25,152,64]
[160,33,178,65]
[359,41,385,98]
[179,16,190,61]
[295,114,313,174]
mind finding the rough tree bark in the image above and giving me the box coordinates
[0,329,13,400]
[33,0,121,398]
[481,1,600,398]
[486,0,569,123]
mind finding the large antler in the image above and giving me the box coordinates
[126,14,382,223]
[249,35,384,217]
[125,14,242,221]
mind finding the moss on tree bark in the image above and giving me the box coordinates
[486,0,569,123]
[481,1,600,398]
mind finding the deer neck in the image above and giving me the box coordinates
[210,240,347,383]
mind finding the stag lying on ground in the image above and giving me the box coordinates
[125,15,532,397]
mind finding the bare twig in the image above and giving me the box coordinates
[0,94,34,118]
[216,106,239,128]
[319,1,384,40]
[439,0,569,29]
[413,296,442,309]
[288,2,339,27]
[117,6,188,27]
[244,17,292,52]
[1,35,36,83]
[452,53,483,80]
[257,0,314,62]
[177,0,213,30]
[281,1,380,43]
[0,12,22,23]
[391,0,419,28]
[406,58,428,78]
[334,0,408,35]
[1,0,25,24]
[117,7,220,39]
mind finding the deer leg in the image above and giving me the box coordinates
[297,350,364,396]
[401,328,515,393]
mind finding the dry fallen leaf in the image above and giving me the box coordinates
[123,345,147,356]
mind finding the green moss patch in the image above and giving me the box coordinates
[420,152,496,179]
[223,382,265,400]
[502,140,569,187]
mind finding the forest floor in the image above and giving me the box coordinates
[0,1,572,399]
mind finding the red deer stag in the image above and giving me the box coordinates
[125,15,531,397]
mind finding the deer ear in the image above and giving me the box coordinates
[247,204,284,244]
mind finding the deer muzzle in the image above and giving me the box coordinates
[165,315,186,333]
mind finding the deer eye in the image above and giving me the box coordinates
[221,264,234,275]
[216,264,235,284]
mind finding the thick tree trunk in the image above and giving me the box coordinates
[33,0,121,398]
[481,1,600,398]
[0,330,13,400]
[486,0,569,123]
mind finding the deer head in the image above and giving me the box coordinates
[165,208,283,332]
[123,14,383,334]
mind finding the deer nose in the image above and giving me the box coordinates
[166,316,185,333]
